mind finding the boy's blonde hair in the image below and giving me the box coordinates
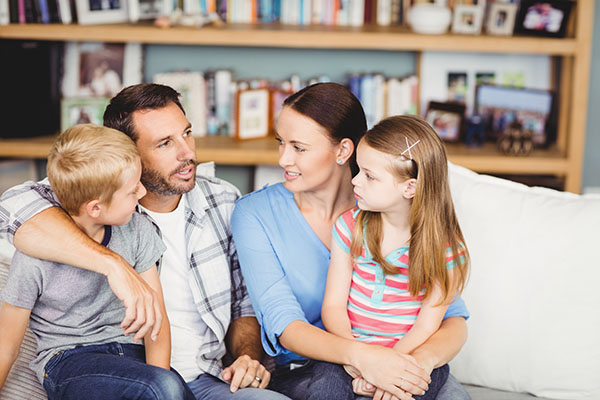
[351,115,469,303]
[47,124,140,216]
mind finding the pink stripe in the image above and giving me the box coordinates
[348,296,421,316]
[348,309,414,333]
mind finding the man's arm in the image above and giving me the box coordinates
[0,302,31,389]
[13,207,162,342]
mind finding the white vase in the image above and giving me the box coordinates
[407,4,452,35]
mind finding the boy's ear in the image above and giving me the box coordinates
[336,138,354,165]
[84,199,103,218]
[403,178,417,199]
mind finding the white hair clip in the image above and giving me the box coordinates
[400,137,420,160]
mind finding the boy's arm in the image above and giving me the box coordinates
[0,302,31,389]
[139,265,171,369]
[13,207,163,343]
[321,239,355,340]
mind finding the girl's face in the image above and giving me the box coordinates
[276,107,341,193]
[352,140,411,212]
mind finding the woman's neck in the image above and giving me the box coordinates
[293,169,355,221]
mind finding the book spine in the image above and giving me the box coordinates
[0,0,9,24]
[205,71,219,135]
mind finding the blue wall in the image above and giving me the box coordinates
[582,3,600,192]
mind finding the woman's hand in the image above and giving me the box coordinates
[352,343,430,398]
[373,387,412,400]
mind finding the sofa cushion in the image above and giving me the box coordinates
[448,163,600,400]
[0,243,46,400]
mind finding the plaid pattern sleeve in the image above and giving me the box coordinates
[0,179,60,244]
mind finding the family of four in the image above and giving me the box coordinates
[0,82,470,400]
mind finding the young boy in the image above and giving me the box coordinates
[0,124,194,399]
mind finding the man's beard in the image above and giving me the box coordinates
[141,160,196,196]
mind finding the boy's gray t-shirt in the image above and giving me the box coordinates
[0,213,166,384]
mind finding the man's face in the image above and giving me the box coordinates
[132,102,197,196]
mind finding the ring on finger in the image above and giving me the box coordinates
[254,376,262,384]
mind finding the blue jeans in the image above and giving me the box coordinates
[187,372,291,400]
[269,360,468,400]
[42,342,195,400]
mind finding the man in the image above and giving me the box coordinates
[0,84,288,400]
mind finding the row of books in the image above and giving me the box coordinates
[216,0,412,26]
[0,0,71,24]
[0,0,416,26]
[152,69,418,137]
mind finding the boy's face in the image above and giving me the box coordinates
[132,102,197,197]
[101,160,146,226]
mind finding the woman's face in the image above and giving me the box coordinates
[276,107,341,193]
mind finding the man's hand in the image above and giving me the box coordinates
[221,354,270,392]
[106,258,163,342]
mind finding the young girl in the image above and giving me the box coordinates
[322,115,470,400]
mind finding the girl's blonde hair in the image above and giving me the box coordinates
[47,124,140,216]
[350,115,469,302]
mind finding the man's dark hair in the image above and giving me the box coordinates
[284,82,367,176]
[103,83,186,142]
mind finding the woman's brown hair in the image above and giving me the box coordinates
[350,115,469,302]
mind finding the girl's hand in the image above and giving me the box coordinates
[352,377,376,396]
[344,364,361,378]
[353,343,430,398]
[374,387,413,400]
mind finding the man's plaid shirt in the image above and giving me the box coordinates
[0,175,255,377]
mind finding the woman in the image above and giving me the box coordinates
[231,83,469,400]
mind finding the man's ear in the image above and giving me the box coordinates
[403,178,417,199]
[336,138,355,165]
[84,199,103,218]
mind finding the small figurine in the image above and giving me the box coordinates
[497,120,534,156]
[465,114,486,147]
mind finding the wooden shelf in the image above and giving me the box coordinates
[0,23,578,55]
[0,135,569,176]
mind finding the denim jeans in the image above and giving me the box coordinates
[269,360,466,400]
[42,342,195,400]
[186,372,291,400]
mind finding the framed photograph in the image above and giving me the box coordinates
[514,0,573,37]
[153,71,207,137]
[452,5,484,34]
[235,88,270,140]
[75,0,129,24]
[425,101,466,142]
[128,0,163,22]
[475,84,555,146]
[62,42,143,98]
[447,72,468,103]
[61,97,110,132]
[270,89,292,134]
[486,3,518,35]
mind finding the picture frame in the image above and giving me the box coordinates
[75,0,129,24]
[425,101,466,142]
[513,0,573,38]
[486,3,518,36]
[62,42,143,98]
[451,5,484,34]
[128,0,163,22]
[475,84,555,147]
[235,88,270,140]
[153,71,207,137]
[270,88,292,134]
[61,97,110,132]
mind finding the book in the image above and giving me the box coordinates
[0,0,9,24]
[377,0,392,26]
[56,0,71,23]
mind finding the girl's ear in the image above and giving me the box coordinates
[403,178,417,199]
[84,199,103,218]
[336,138,355,165]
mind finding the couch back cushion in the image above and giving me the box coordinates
[448,164,600,400]
[0,248,46,400]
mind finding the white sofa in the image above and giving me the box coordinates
[1,164,599,400]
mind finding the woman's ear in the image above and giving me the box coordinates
[403,178,417,199]
[336,138,355,165]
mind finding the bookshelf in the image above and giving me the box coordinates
[0,0,594,193]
